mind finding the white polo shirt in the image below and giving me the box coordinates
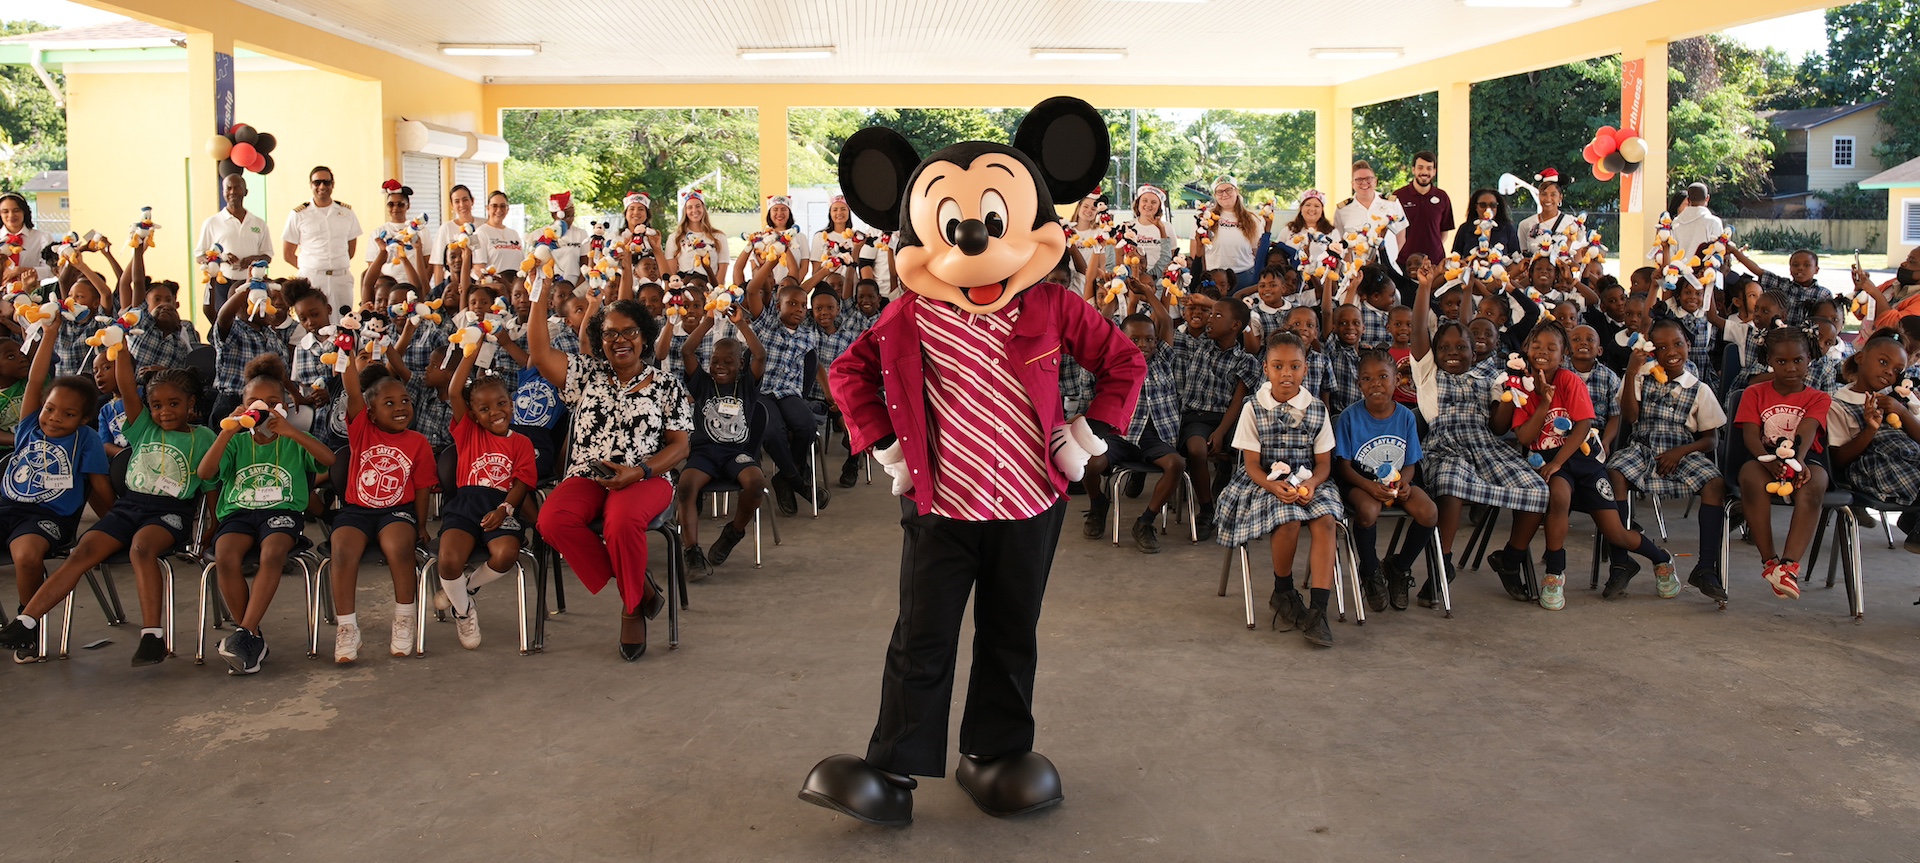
[4,227,53,282]
[1334,193,1408,267]
[281,200,362,274]
[195,209,273,283]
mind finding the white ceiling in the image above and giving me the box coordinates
[238,0,1661,86]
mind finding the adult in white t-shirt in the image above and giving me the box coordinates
[1332,160,1407,271]
[526,191,590,285]
[477,190,523,276]
[193,172,273,310]
[1515,169,1575,255]
[0,191,53,284]
[811,194,867,288]
[615,191,666,282]
[430,183,481,287]
[665,191,729,280]
[1191,177,1265,283]
[734,195,808,285]
[1130,184,1180,275]
[366,180,425,285]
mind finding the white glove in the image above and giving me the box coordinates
[1049,417,1109,483]
[872,439,913,497]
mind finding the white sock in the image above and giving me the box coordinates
[338,613,357,628]
[394,603,415,622]
[468,562,516,591]
[141,627,162,637]
[16,615,36,630]
[441,574,472,615]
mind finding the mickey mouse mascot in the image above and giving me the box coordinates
[799,98,1146,825]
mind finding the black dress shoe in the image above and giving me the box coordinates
[798,755,916,826]
[618,641,647,661]
[1487,548,1532,601]
[955,751,1064,817]
[640,573,666,620]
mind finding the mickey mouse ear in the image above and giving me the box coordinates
[837,127,921,232]
[1013,97,1112,207]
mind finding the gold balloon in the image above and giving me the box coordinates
[1618,136,1647,163]
[207,135,233,160]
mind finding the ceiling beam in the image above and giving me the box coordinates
[484,83,1335,114]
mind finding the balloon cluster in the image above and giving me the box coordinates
[1582,125,1649,182]
[207,123,280,177]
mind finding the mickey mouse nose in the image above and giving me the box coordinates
[954,219,990,256]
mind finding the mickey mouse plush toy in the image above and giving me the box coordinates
[799,97,1146,826]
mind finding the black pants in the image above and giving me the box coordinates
[866,497,1068,778]
[759,393,817,486]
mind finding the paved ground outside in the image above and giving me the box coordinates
[8,473,1920,861]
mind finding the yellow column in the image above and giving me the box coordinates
[185,31,233,321]
[1317,104,1352,196]
[759,104,789,202]
[1636,39,1669,256]
[1437,82,1471,229]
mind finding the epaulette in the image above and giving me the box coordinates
[1337,198,1355,208]
[336,201,352,210]
[293,203,310,212]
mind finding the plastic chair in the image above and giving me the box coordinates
[699,475,779,568]
[1216,535,1364,629]
[421,445,541,654]
[1721,389,1858,617]
[313,445,433,657]
[61,449,213,658]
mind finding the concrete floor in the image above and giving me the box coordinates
[9,478,1920,862]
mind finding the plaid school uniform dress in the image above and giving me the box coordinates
[1832,395,1920,504]
[1171,332,1259,414]
[1608,374,1721,499]
[1213,395,1342,546]
[1246,299,1289,345]
[1359,304,1393,350]
[213,320,290,397]
[807,322,858,401]
[1754,272,1831,324]
[291,337,341,441]
[127,312,202,371]
[1303,348,1329,399]
[1323,337,1360,415]
[1422,366,1551,512]
[1576,363,1622,432]
[1127,350,1180,445]
[403,320,453,448]
[1670,310,1715,385]
[53,314,109,378]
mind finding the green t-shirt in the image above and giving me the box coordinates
[215,431,319,519]
[0,379,26,429]
[123,412,216,500]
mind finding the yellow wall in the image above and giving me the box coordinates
[1806,108,1888,193]
[31,192,67,223]
[1888,187,1919,268]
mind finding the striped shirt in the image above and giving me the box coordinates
[919,301,1054,521]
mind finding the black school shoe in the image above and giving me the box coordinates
[1384,560,1413,611]
[1687,562,1728,601]
[772,474,799,516]
[0,617,34,650]
[838,456,861,488]
[708,523,747,568]
[1487,547,1533,602]
[1083,499,1109,539]
[1301,605,1333,647]
[1131,518,1161,554]
[1269,581,1306,631]
[1124,472,1146,499]
[131,633,167,666]
[1603,555,1642,599]
[684,544,713,582]
[1361,571,1388,613]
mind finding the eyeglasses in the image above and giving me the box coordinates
[1353,176,1376,185]
[603,326,646,342]
[312,179,334,186]
[386,201,408,208]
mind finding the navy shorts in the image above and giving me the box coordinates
[214,508,306,543]
[684,444,759,484]
[1178,410,1227,446]
[1101,421,1179,466]
[0,500,77,549]
[439,486,526,546]
[90,491,196,549]
[332,503,419,538]
[1546,448,1621,515]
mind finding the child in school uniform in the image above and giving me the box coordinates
[1386,305,1417,408]
[326,355,437,663]
[1409,266,1547,603]
[0,354,211,665]
[279,278,342,447]
[93,350,127,456]
[50,271,111,379]
[1241,267,1295,349]
[1172,295,1261,540]
[1213,332,1343,647]
[807,289,862,488]
[1350,266,1398,349]
[1827,335,1920,553]
[1486,321,1675,610]
[1284,305,1327,400]
[197,354,336,675]
[747,281,827,515]
[1321,303,1362,416]
[1569,325,1622,453]
[1735,327,1833,599]
[436,342,539,650]
[1335,349,1438,613]
[1606,318,1731,601]
[209,273,293,423]
[0,315,113,662]
[673,306,770,578]
[1085,288,1186,553]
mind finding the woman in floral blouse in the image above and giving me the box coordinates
[529,280,691,660]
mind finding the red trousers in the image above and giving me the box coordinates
[538,476,672,614]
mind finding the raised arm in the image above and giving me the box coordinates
[732,304,767,379]
[121,241,145,311]
[448,338,482,421]
[342,349,366,421]
[526,272,568,387]
[1411,263,1438,360]
[116,347,144,424]
[20,313,59,420]
[679,311,713,373]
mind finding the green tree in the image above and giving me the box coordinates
[1794,1,1920,165]
[0,20,67,190]
[1353,92,1435,192]
[501,108,759,220]
[1099,108,1198,205]
[864,108,1010,158]
[1667,36,1776,199]
[1468,60,1620,213]
[787,107,864,187]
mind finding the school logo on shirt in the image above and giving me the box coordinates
[703,394,749,444]
[1540,407,1572,450]
[6,440,74,504]
[129,441,190,497]
[1353,436,1407,475]
[467,451,515,490]
[234,462,294,507]
[1759,403,1806,447]
[514,377,559,427]
[355,442,411,508]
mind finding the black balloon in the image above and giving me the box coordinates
[1600,151,1626,174]
[218,158,245,178]
[253,132,276,155]
[1620,158,1641,175]
[231,124,258,146]
[258,154,276,175]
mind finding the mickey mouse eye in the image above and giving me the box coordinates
[981,190,1008,238]
[938,198,962,246]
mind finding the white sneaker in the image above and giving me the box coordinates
[391,613,416,658]
[454,603,482,650]
[334,623,361,664]
[1539,573,1567,611]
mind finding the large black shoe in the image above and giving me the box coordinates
[1302,605,1333,647]
[1124,472,1147,499]
[1688,562,1729,601]
[708,523,747,568]
[1361,571,1388,613]
[1384,560,1412,611]
[640,574,666,620]
[131,633,167,667]
[1487,548,1532,601]
[0,617,34,650]
[838,456,861,489]
[799,755,917,826]
[773,474,799,516]
[1417,558,1458,608]
[1269,582,1306,631]
[954,751,1064,818]
[788,478,829,512]
[684,544,713,582]
[1131,518,1161,554]
[1194,507,1216,542]
[1603,555,1641,599]
[1083,499,1110,539]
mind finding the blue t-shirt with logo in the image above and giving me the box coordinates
[512,366,561,430]
[98,397,128,448]
[1333,402,1422,484]
[6,411,110,517]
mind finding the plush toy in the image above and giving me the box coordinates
[85,311,144,362]
[1889,381,1916,430]
[1193,204,1218,248]
[1099,264,1131,305]
[1372,461,1401,495]
[1160,254,1191,304]
[520,228,560,281]
[316,321,358,371]
[447,221,477,253]
[129,206,158,249]
[15,297,59,350]
[1648,211,1676,261]
[447,319,502,357]
[801,96,1139,828]
[704,283,746,315]
[52,232,81,269]
[1266,460,1311,485]
[1756,437,1804,500]
[388,290,444,326]
[198,244,228,286]
[1500,353,1534,409]
[220,399,286,432]
[588,220,610,253]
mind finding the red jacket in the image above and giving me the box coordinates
[829,282,1146,516]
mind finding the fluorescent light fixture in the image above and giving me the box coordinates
[439,43,540,57]
[738,46,836,60]
[1308,47,1405,60]
[1031,48,1128,61]
[1460,0,1577,6]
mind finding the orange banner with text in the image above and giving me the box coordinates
[1620,59,1644,214]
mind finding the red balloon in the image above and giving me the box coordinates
[229,142,258,168]
[1591,134,1619,159]
[246,150,268,172]
[1614,127,1639,146]
[1592,163,1616,182]
[1583,143,1601,164]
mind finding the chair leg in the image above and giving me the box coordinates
[1340,523,1364,626]
[1806,506,1835,581]
[98,567,128,624]
[517,549,533,656]
[1847,509,1865,620]
[162,559,176,656]
[1431,527,1453,618]
[306,559,322,659]
[865,450,874,485]
[532,546,549,652]
[414,556,430,657]
[1237,545,1256,630]
[809,448,820,518]
[1217,544,1233,597]
[1468,507,1500,570]
[753,507,763,568]
[768,499,783,545]
[1650,495,1668,543]
[1184,475,1199,543]
[195,562,215,665]
[84,570,119,626]
[58,594,73,659]
[551,543,568,613]
[1885,517,1896,550]
[1717,502,1732,611]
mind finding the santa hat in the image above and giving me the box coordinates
[623,191,651,210]
[1534,168,1570,188]
[548,191,573,214]
[1134,184,1168,206]
[381,178,404,195]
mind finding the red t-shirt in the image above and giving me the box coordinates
[1392,184,1455,267]
[345,410,437,508]
[451,414,538,491]
[1512,368,1595,452]
[1390,347,1418,405]
[1735,381,1831,453]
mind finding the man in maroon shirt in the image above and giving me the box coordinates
[1394,150,1455,270]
